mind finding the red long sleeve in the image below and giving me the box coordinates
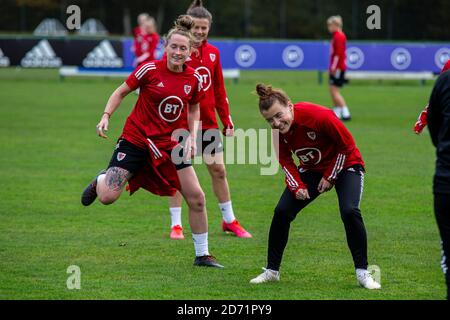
[275,131,306,194]
[320,113,358,182]
[213,52,233,130]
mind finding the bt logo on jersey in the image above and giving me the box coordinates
[159,96,184,122]
[295,148,322,165]
[195,66,212,91]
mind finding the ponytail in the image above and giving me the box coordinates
[256,84,290,111]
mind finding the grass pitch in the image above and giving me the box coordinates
[0,68,444,299]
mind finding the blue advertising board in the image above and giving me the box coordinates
[122,39,450,73]
[0,37,448,73]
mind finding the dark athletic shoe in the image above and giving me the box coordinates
[81,170,106,206]
[342,116,352,121]
[193,255,224,268]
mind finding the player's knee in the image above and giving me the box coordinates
[186,190,206,211]
[274,205,296,223]
[98,192,119,205]
[340,206,361,221]
[210,165,226,180]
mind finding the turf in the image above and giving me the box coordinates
[0,68,444,299]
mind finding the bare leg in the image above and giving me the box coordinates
[204,152,230,203]
[329,85,347,107]
[96,167,132,205]
[169,191,183,208]
[177,166,207,234]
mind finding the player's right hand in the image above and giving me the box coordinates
[96,116,109,139]
[295,188,310,201]
[413,106,428,135]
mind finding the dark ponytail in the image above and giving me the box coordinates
[256,84,290,111]
[187,0,213,24]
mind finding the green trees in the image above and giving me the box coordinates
[0,0,449,40]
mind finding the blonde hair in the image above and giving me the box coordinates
[327,15,343,28]
[165,15,196,47]
[137,13,150,25]
[256,84,290,111]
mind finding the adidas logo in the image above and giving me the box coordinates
[157,82,164,87]
[83,40,123,68]
[21,40,62,68]
[0,48,10,67]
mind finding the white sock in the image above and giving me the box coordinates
[219,201,235,223]
[333,107,342,119]
[342,106,351,118]
[192,232,209,257]
[169,207,182,228]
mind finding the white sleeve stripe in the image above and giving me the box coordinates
[136,63,156,77]
[282,167,295,187]
[147,138,162,158]
[329,154,340,180]
[135,62,155,77]
[285,176,296,189]
[283,167,295,184]
[329,154,346,180]
[283,167,299,189]
[136,67,156,80]
[329,154,344,180]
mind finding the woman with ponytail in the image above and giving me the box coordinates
[80,15,224,268]
[167,0,252,240]
[250,84,380,289]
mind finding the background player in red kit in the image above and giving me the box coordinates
[132,14,160,67]
[81,16,223,268]
[249,84,380,289]
[166,0,252,240]
[327,15,351,121]
[414,59,450,134]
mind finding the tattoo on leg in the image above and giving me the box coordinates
[105,167,132,192]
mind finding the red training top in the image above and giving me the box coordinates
[122,57,204,151]
[120,58,204,197]
[329,30,347,73]
[133,32,160,66]
[186,40,233,132]
[276,102,364,195]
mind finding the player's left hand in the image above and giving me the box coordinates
[223,126,234,137]
[318,178,333,193]
[184,135,197,159]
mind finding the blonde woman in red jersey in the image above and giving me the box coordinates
[81,16,223,268]
[249,84,380,289]
[327,16,351,121]
[167,0,252,240]
[133,16,160,68]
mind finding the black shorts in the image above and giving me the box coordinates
[199,129,224,156]
[108,138,192,174]
[329,69,348,87]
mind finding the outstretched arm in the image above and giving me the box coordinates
[96,82,132,139]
